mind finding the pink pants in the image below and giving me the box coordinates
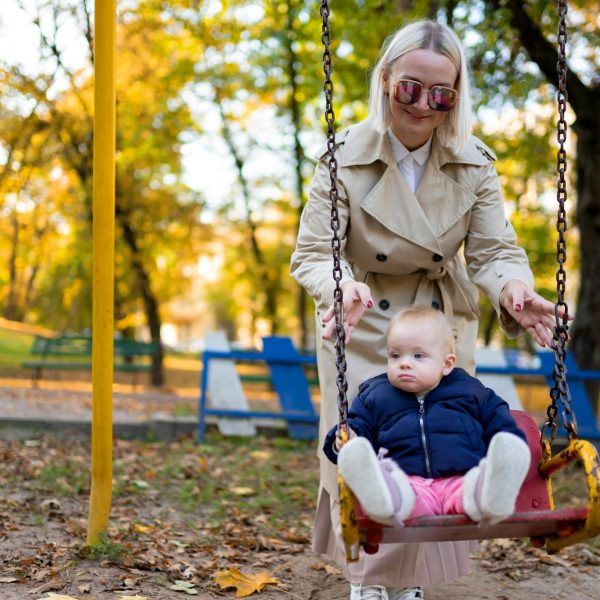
[407,475,465,518]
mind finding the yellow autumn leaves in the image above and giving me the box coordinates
[35,567,279,598]
[214,568,278,597]
[36,595,149,600]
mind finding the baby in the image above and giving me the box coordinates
[324,305,531,525]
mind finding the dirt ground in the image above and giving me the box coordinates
[2,529,600,599]
[1,384,600,600]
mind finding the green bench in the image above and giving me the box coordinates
[22,335,159,386]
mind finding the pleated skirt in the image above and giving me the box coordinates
[312,488,477,588]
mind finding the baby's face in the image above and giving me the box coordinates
[386,321,455,395]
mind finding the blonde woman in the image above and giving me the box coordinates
[291,19,557,600]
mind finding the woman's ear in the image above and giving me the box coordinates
[381,70,390,94]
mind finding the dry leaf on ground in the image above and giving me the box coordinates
[214,568,278,597]
[230,486,256,496]
[169,580,199,595]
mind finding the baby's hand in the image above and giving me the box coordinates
[335,426,357,451]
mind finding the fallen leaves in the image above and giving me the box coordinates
[214,568,278,597]
[310,561,342,575]
[30,580,67,595]
[169,580,199,594]
[0,434,318,598]
[230,486,256,497]
[476,538,600,581]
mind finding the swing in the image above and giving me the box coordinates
[318,1,600,562]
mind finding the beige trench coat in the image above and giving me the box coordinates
[290,118,534,586]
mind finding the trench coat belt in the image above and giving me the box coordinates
[413,266,454,318]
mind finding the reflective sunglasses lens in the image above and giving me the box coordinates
[428,86,457,112]
[393,80,422,105]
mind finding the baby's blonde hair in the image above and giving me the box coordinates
[387,305,455,354]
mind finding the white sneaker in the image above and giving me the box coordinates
[350,584,389,599]
[463,431,531,524]
[388,587,424,600]
[338,437,415,523]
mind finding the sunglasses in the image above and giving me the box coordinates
[392,79,459,112]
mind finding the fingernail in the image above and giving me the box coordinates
[367,301,373,308]
[514,304,522,312]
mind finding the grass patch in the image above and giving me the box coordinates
[36,461,90,496]
[0,327,35,368]
[112,433,319,533]
[82,533,128,562]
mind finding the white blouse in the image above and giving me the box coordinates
[387,128,433,193]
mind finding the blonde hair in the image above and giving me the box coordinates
[368,19,473,153]
[387,305,455,354]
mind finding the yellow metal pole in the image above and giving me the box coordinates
[87,0,116,545]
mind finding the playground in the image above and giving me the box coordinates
[0,416,600,599]
[1,321,600,598]
[0,313,596,598]
[2,0,600,598]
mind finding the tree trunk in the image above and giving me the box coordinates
[4,211,20,321]
[216,93,279,335]
[570,115,600,411]
[481,305,497,347]
[285,0,310,350]
[116,209,165,387]
[491,0,600,413]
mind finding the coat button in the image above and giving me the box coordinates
[376,253,387,262]
[431,301,441,310]
[378,299,390,311]
[432,253,443,262]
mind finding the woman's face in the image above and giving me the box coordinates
[383,48,458,150]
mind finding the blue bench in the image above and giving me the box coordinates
[476,351,600,440]
[199,343,600,443]
[198,336,319,442]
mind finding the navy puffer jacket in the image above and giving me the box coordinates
[323,368,526,479]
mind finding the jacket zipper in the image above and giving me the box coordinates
[418,397,432,478]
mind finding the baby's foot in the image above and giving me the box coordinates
[338,437,415,523]
[463,431,531,524]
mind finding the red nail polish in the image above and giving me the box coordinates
[515,304,522,312]
[367,301,373,308]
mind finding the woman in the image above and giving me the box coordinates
[290,19,558,600]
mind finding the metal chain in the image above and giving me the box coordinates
[319,0,349,428]
[543,0,577,445]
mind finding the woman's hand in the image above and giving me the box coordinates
[499,279,570,347]
[321,281,373,343]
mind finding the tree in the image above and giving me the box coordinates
[452,0,599,405]
[1,0,207,385]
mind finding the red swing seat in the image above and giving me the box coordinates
[355,410,594,554]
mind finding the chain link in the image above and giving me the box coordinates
[320,0,349,428]
[544,0,577,445]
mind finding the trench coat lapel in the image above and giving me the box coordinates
[360,164,443,254]
[415,159,477,236]
[358,133,479,252]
